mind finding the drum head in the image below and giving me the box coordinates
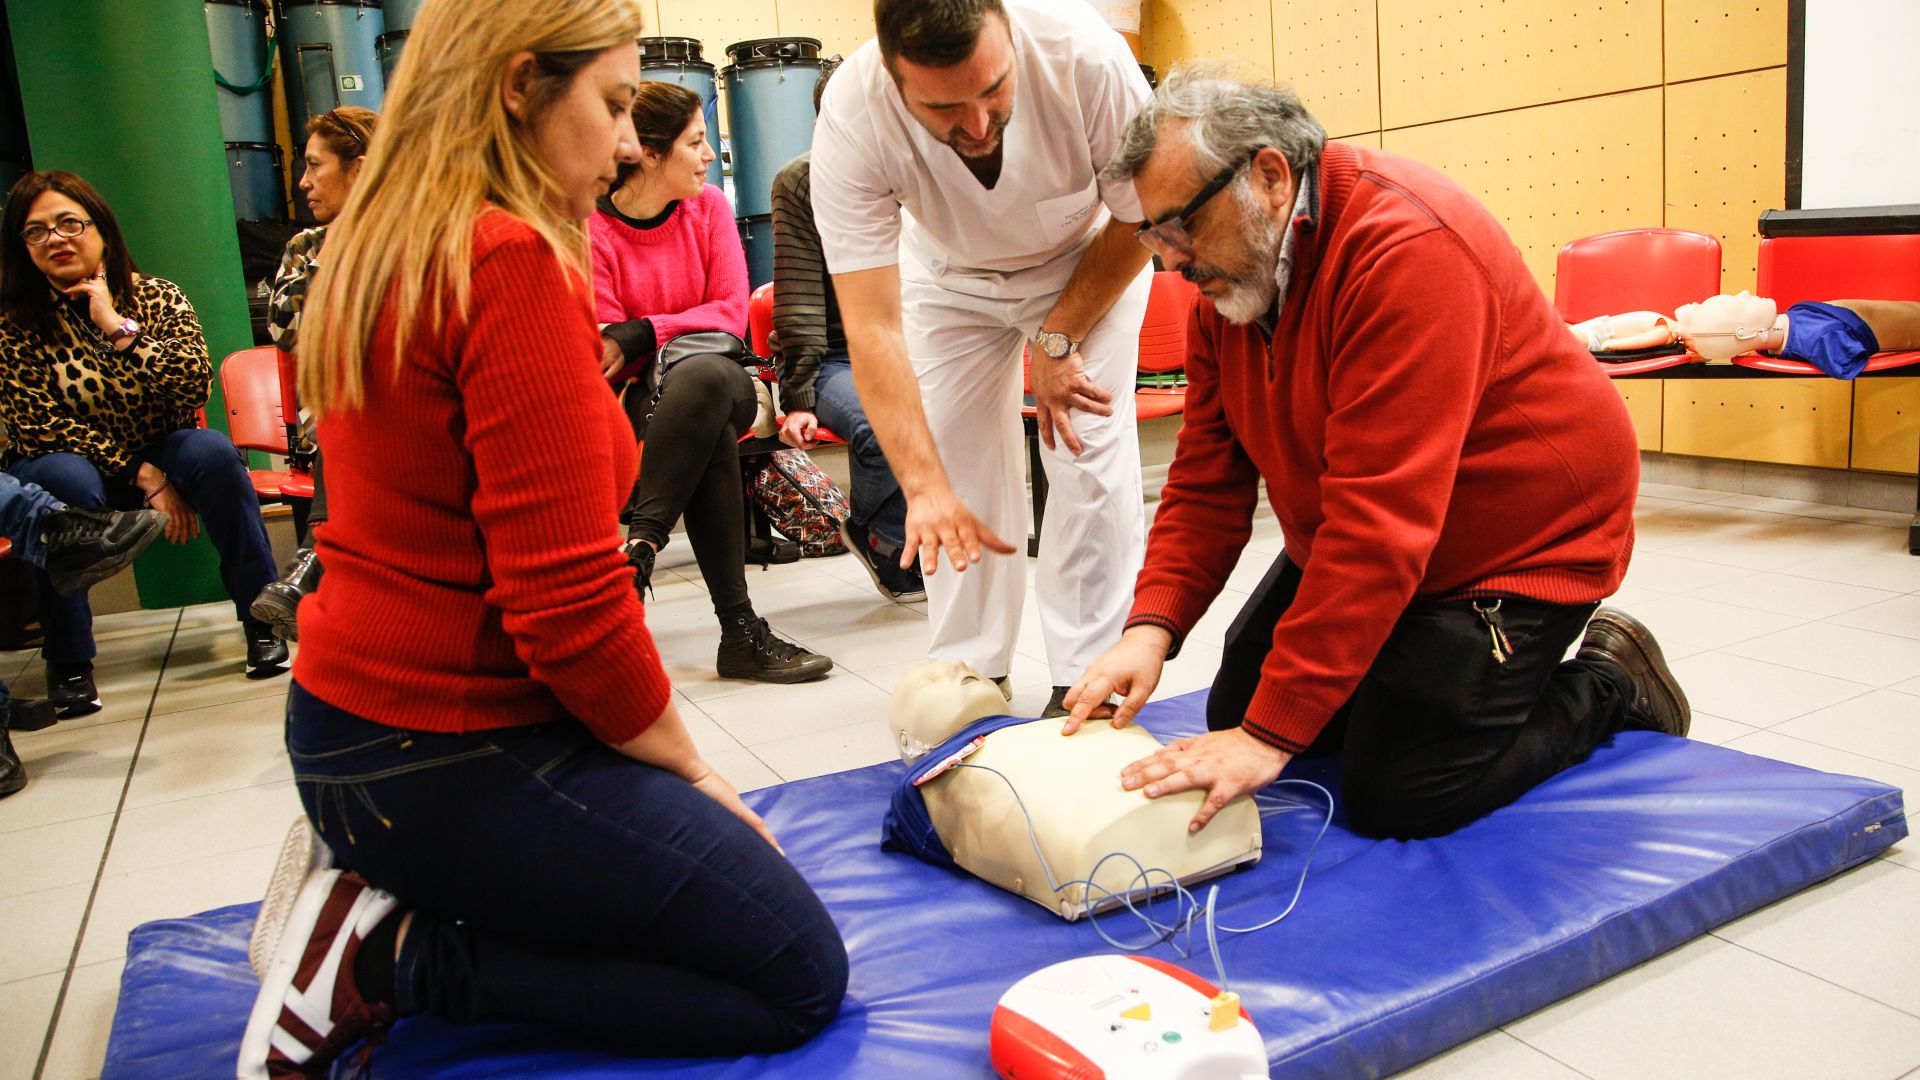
[638,37,705,64]
[724,37,822,65]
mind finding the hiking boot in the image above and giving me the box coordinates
[45,661,100,718]
[251,817,336,979]
[1577,607,1691,737]
[841,520,926,603]
[624,537,657,599]
[716,614,833,683]
[238,869,400,1079]
[0,709,24,798]
[249,548,322,642]
[40,506,168,598]
[246,621,290,676]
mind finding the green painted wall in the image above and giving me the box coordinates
[9,0,252,608]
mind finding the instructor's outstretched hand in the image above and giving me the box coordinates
[903,485,1017,574]
[1120,727,1291,833]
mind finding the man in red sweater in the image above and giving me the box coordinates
[1063,68,1691,840]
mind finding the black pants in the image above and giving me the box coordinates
[1209,554,1632,840]
[621,352,757,617]
[298,447,327,547]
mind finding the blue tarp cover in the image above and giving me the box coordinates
[103,690,1905,1079]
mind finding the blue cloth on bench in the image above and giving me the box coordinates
[102,690,1905,1079]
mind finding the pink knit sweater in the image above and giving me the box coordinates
[588,184,749,373]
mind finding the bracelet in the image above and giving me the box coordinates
[145,479,170,504]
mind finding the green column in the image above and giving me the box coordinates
[10,0,253,608]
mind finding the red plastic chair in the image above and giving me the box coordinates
[1555,228,1722,377]
[1135,271,1196,421]
[1734,234,1920,374]
[747,281,848,447]
[219,346,313,502]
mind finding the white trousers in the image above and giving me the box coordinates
[902,268,1151,686]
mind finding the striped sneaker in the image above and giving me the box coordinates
[238,869,400,1078]
[250,817,335,980]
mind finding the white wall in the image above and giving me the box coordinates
[1800,0,1920,209]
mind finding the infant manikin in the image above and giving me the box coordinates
[884,661,1261,921]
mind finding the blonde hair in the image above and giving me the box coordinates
[299,0,645,416]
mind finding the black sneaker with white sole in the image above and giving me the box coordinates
[45,661,100,718]
[40,506,168,598]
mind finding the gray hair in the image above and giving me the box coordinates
[1103,63,1326,183]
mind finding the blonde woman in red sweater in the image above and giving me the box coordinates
[239,2,847,1074]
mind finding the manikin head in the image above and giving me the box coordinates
[875,0,1016,160]
[1675,291,1779,360]
[1104,65,1326,325]
[890,660,1011,763]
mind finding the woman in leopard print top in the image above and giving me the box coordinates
[0,171,283,714]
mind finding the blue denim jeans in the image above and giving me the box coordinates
[286,682,848,1055]
[812,352,908,548]
[0,470,63,566]
[6,428,276,664]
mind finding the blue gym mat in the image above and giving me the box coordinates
[103,691,1905,1079]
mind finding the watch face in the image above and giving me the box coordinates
[1039,333,1072,358]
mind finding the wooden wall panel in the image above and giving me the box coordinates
[776,0,875,61]
[656,0,780,134]
[1376,0,1661,129]
[1382,89,1663,291]
[1617,382,1664,451]
[1144,0,1274,81]
[1664,0,1787,83]
[1664,68,1786,291]
[1852,381,1920,475]
[1662,378,1853,468]
[1270,0,1378,139]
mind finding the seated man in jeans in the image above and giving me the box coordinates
[768,59,925,603]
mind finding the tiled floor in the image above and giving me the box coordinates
[2,480,1917,1079]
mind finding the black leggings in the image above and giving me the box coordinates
[621,352,757,617]
[298,448,327,547]
[1208,554,1631,840]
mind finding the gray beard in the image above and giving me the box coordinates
[1209,210,1285,325]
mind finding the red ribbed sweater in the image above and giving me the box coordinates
[1129,142,1639,753]
[294,209,671,744]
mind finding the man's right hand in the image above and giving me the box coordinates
[1061,625,1173,735]
[903,485,1017,574]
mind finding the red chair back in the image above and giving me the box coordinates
[1756,234,1920,308]
[275,347,300,440]
[1554,228,1722,322]
[749,281,775,357]
[219,346,288,454]
[1138,271,1198,375]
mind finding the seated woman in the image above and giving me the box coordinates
[0,171,284,715]
[241,3,847,1074]
[591,82,830,684]
[249,105,382,642]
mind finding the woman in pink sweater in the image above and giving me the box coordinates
[590,82,830,683]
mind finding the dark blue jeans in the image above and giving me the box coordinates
[6,428,276,664]
[812,353,908,548]
[0,470,62,565]
[286,681,848,1055]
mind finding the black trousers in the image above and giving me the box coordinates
[620,352,757,617]
[1208,554,1631,840]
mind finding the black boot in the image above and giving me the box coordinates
[249,548,322,642]
[716,613,833,684]
[41,505,169,597]
[246,619,291,676]
[624,538,657,599]
[45,661,100,718]
[0,707,24,798]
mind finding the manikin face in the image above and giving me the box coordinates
[890,660,1011,762]
[299,133,361,225]
[520,45,643,220]
[1134,131,1293,325]
[23,191,105,289]
[889,14,1017,159]
[636,113,714,202]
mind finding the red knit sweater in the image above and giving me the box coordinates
[294,209,672,745]
[1129,142,1638,753]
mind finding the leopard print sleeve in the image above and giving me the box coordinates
[0,322,137,473]
[126,276,212,418]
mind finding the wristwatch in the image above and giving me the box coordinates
[1034,330,1078,360]
[107,318,142,345]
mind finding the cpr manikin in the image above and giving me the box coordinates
[886,661,1261,921]
[1569,292,1919,378]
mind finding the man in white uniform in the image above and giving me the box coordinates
[812,0,1154,716]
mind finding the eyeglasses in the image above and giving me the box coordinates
[1135,145,1267,258]
[325,110,366,154]
[21,218,94,246]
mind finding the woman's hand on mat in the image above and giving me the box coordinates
[902,486,1017,575]
[779,410,819,449]
[1119,728,1291,833]
[1061,626,1172,735]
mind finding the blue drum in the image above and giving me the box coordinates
[205,0,275,144]
[738,213,774,291]
[721,37,823,218]
[280,0,386,130]
[226,141,286,221]
[639,38,723,191]
[375,0,426,84]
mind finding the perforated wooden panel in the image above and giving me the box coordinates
[1662,378,1852,468]
[1664,68,1786,291]
[1617,381,1663,451]
[1664,0,1787,83]
[1851,380,1920,475]
[655,0,780,135]
[1271,0,1378,139]
[1376,0,1661,129]
[1143,0,1274,80]
[776,0,874,62]
[1382,89,1663,291]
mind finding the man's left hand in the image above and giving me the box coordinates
[1121,727,1292,832]
[1028,345,1113,456]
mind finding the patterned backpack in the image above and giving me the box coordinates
[748,449,850,558]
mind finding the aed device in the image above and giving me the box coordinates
[989,955,1267,1080]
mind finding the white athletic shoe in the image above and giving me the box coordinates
[250,817,335,980]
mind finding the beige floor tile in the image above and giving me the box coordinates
[1506,936,1920,1080]
[1667,651,1876,728]
[705,747,782,793]
[1611,594,1804,651]
[1777,549,1920,594]
[103,781,304,877]
[0,730,134,834]
[1620,551,1756,596]
[761,587,925,643]
[1716,860,1920,1016]
[1684,711,1757,746]
[0,880,89,981]
[1707,493,1916,530]
[119,697,290,811]
[1394,1028,1585,1079]
[39,958,124,1080]
[700,672,893,748]
[0,814,112,899]
[1726,622,1920,688]
[1827,593,1920,641]
[1723,729,1920,793]
[148,623,292,716]
[670,695,744,757]
[1638,481,1726,504]
[78,843,278,965]
[0,970,62,1080]
[1687,572,1902,620]
[1770,690,1920,772]
[796,620,938,672]
[751,719,899,782]
[1657,534,1830,573]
